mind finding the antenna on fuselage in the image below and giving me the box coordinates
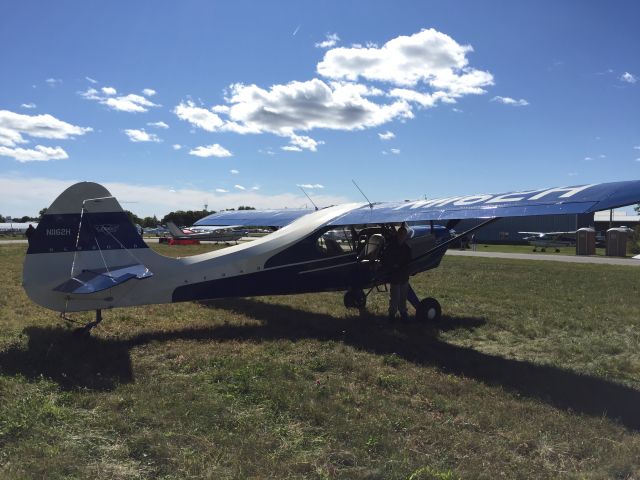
[352,179,374,209]
[299,186,318,211]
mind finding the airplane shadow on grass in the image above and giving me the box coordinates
[1,297,640,430]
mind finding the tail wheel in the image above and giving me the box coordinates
[344,289,366,309]
[416,297,441,323]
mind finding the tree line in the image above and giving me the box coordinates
[0,215,39,223]
[126,206,256,228]
[2,206,255,227]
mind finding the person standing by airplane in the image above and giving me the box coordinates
[385,224,412,321]
[25,224,35,245]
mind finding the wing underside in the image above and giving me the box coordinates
[326,181,640,227]
[193,181,640,230]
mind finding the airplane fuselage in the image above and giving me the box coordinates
[23,195,450,313]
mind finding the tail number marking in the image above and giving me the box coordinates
[46,228,72,236]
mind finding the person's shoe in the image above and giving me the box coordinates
[400,313,409,322]
[387,314,396,322]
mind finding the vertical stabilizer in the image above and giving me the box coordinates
[23,182,153,312]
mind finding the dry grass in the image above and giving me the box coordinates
[1,243,640,479]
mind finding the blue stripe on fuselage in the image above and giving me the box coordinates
[171,247,448,303]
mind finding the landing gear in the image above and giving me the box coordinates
[408,284,442,323]
[344,289,366,309]
[415,297,442,323]
[72,309,103,337]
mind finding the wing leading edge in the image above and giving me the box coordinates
[326,180,640,226]
[193,181,640,230]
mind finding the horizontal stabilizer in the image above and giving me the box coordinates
[53,264,153,295]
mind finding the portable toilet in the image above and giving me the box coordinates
[606,227,629,257]
[576,227,595,255]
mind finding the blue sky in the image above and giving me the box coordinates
[1,0,639,217]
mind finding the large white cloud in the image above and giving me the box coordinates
[0,110,92,147]
[176,79,412,138]
[173,28,493,148]
[317,28,491,90]
[0,110,90,161]
[224,79,408,135]
[0,145,68,162]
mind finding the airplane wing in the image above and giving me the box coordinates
[325,181,640,226]
[189,225,242,232]
[194,209,312,228]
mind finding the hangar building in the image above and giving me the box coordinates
[455,213,594,244]
[454,209,640,244]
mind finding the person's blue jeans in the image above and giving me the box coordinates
[389,282,409,319]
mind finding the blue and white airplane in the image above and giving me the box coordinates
[22,180,640,334]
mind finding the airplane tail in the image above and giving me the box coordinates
[23,182,155,313]
[166,221,185,238]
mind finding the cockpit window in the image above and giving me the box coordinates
[316,228,354,256]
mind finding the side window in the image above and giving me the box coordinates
[316,228,354,256]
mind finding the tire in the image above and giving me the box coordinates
[416,297,441,323]
[344,289,366,309]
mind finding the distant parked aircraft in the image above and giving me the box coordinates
[518,231,576,252]
[166,221,246,244]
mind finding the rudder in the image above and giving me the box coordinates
[23,182,152,312]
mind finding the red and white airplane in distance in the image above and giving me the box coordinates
[165,221,247,244]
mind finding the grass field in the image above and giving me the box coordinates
[467,244,610,256]
[1,243,640,479]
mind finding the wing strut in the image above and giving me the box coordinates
[413,217,499,263]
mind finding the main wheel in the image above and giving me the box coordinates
[344,289,366,309]
[416,297,441,323]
